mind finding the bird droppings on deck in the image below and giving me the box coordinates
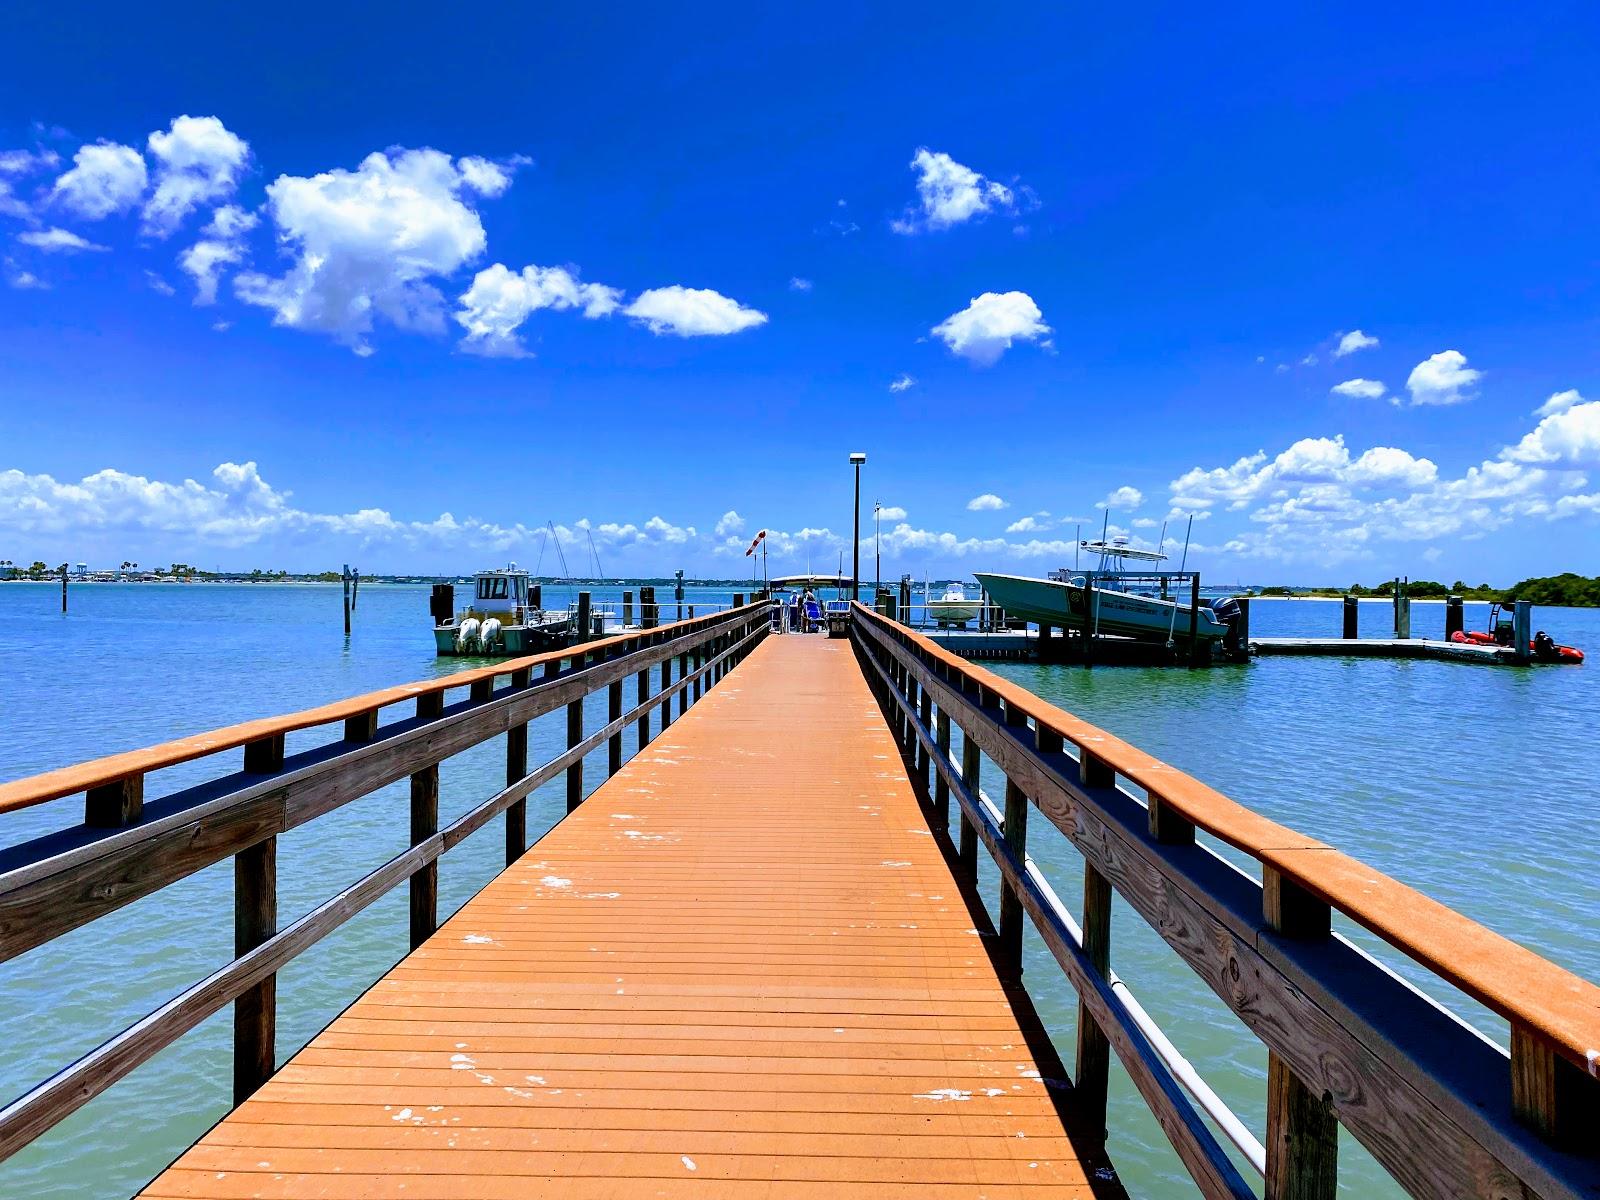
[136,633,1105,1199]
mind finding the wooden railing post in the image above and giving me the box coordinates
[958,684,981,884]
[660,651,673,730]
[1511,1021,1599,1148]
[506,668,529,865]
[1076,738,1115,1139]
[566,649,585,813]
[1263,866,1338,1200]
[233,833,276,1104]
[86,774,143,827]
[915,676,933,798]
[934,704,951,827]
[636,635,651,752]
[608,666,624,777]
[678,649,689,718]
[997,699,1030,978]
[410,693,443,948]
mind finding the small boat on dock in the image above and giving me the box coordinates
[431,565,574,656]
[976,537,1231,647]
[925,581,983,627]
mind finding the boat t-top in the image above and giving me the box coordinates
[975,536,1232,648]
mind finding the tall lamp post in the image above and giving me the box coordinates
[848,452,866,601]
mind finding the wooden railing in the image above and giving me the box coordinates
[0,601,772,1163]
[850,602,1600,1200]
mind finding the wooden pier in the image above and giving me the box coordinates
[1,602,1597,1199]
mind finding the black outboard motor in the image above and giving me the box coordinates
[1213,596,1249,661]
[429,583,455,627]
[1533,630,1558,661]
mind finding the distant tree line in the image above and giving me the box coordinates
[1254,574,1600,607]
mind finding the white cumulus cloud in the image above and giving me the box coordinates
[1501,399,1600,466]
[888,374,915,393]
[713,510,745,536]
[1405,350,1480,407]
[455,262,623,358]
[877,506,908,521]
[1096,486,1143,510]
[16,227,107,253]
[932,291,1050,366]
[180,205,259,305]
[966,493,1008,511]
[1334,329,1379,357]
[143,116,250,238]
[623,286,767,337]
[891,148,1016,234]
[50,141,148,220]
[1534,388,1582,417]
[1332,378,1386,400]
[236,148,494,356]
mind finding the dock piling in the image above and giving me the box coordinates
[622,590,633,628]
[1514,600,1533,664]
[1343,595,1359,639]
[59,563,67,614]
[1446,595,1464,639]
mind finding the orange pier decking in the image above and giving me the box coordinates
[139,635,1109,1199]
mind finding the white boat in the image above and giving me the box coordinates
[926,581,983,627]
[974,538,1231,646]
[432,565,576,657]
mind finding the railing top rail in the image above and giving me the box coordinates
[851,601,1600,1078]
[0,602,768,818]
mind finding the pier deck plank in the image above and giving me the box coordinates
[139,634,1105,1199]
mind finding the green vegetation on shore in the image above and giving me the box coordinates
[1254,574,1600,607]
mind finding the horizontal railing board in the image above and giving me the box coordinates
[0,612,763,966]
[852,603,1600,1083]
[0,605,765,816]
[853,614,1600,1200]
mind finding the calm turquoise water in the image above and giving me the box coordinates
[0,584,1594,1198]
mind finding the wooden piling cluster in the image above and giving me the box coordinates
[851,601,1600,1200]
[0,602,770,1158]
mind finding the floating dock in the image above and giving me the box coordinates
[1251,636,1524,663]
[1,603,1596,1199]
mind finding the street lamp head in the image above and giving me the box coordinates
[848,452,866,464]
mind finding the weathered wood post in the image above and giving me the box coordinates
[608,641,624,777]
[59,563,67,614]
[1263,867,1338,1200]
[1445,595,1464,639]
[566,648,585,813]
[1342,595,1358,639]
[342,565,351,636]
[233,833,276,1103]
[958,684,981,883]
[622,590,633,628]
[898,577,912,626]
[506,670,529,865]
[636,633,652,752]
[933,672,951,827]
[1513,600,1533,664]
[576,591,592,644]
[1394,579,1411,640]
[733,592,744,608]
[660,648,673,731]
[1077,747,1117,1135]
[641,585,657,628]
[997,699,1030,978]
[410,692,443,947]
[675,569,684,622]
[1187,574,1202,666]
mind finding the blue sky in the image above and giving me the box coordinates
[3,4,1599,582]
